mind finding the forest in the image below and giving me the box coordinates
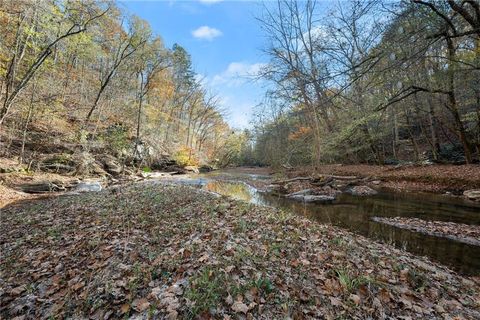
[1,1,480,320]
[0,0,241,174]
[238,0,480,167]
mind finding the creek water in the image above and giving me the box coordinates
[165,170,480,275]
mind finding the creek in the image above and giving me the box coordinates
[163,169,480,275]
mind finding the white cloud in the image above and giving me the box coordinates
[198,0,223,4]
[192,26,222,41]
[211,62,266,87]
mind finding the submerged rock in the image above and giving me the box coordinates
[347,185,378,196]
[288,194,336,203]
[464,189,480,201]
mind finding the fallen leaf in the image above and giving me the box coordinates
[120,303,130,314]
[10,285,26,296]
[350,294,361,305]
[329,297,342,307]
[132,298,150,312]
[231,301,249,313]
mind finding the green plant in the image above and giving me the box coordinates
[408,269,428,292]
[185,268,225,318]
[253,276,275,295]
[235,218,248,233]
[330,237,345,246]
[142,166,152,173]
[102,125,130,155]
[335,269,371,293]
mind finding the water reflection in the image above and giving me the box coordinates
[257,192,480,275]
[204,181,253,202]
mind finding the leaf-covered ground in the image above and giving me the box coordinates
[372,217,480,247]
[291,164,480,194]
[1,183,479,319]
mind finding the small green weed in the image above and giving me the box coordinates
[335,269,371,292]
[185,268,225,318]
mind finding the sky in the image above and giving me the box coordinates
[119,0,270,129]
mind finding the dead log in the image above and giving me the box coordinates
[19,181,66,193]
[314,174,359,180]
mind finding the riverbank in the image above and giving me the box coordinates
[280,164,480,196]
[1,183,479,319]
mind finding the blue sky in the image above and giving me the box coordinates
[119,0,270,129]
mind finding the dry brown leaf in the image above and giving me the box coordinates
[329,297,342,307]
[350,294,361,305]
[132,298,150,312]
[231,301,249,313]
[120,303,130,315]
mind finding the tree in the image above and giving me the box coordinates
[0,0,109,126]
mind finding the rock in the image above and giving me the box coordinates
[199,165,214,173]
[141,172,176,179]
[286,189,313,197]
[74,181,102,193]
[266,184,286,195]
[72,152,97,176]
[184,166,199,174]
[101,155,123,175]
[304,195,336,203]
[288,194,336,203]
[91,161,108,177]
[464,189,480,201]
[316,185,342,196]
[347,185,378,196]
[39,153,75,174]
[151,155,177,171]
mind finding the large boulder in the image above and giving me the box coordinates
[464,189,480,201]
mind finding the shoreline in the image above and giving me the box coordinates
[1,183,479,319]
[275,164,480,198]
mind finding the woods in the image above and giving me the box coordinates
[0,0,237,172]
[246,0,480,167]
[1,1,480,319]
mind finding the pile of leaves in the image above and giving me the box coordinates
[372,217,480,246]
[1,183,480,319]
